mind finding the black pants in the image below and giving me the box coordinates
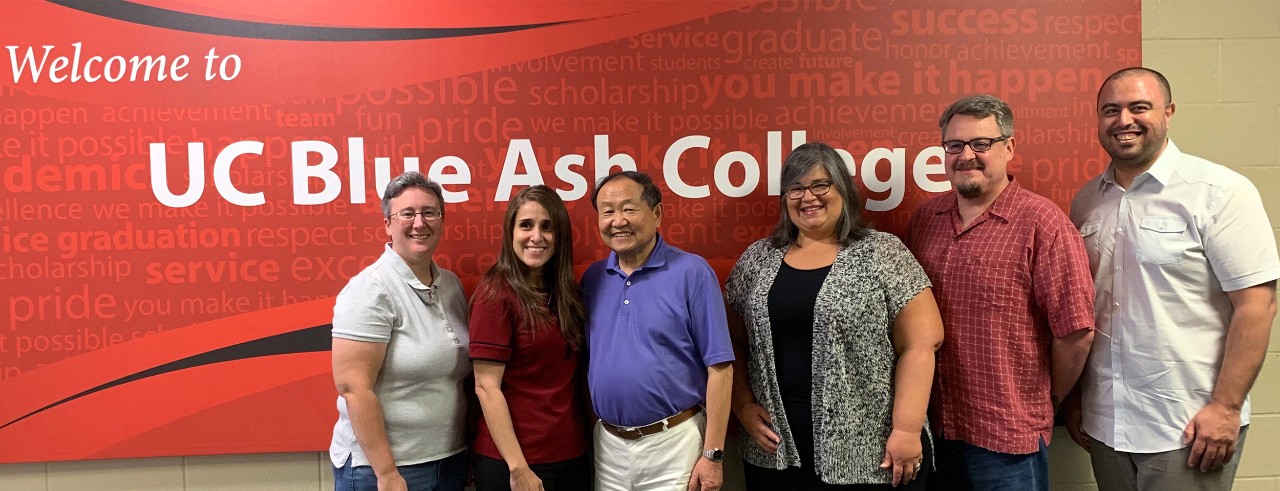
[742,431,932,491]
[473,453,591,491]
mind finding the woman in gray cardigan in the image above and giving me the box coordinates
[726,142,944,490]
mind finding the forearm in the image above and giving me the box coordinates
[704,363,733,450]
[475,385,530,470]
[343,390,399,476]
[891,347,934,432]
[1211,302,1275,410]
[1050,330,1094,405]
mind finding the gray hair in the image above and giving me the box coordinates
[939,94,1014,138]
[381,171,444,218]
[768,142,870,248]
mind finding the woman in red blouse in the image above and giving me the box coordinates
[470,185,591,491]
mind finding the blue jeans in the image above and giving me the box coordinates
[333,451,466,491]
[929,437,1048,491]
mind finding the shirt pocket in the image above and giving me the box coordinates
[1079,221,1103,269]
[971,256,1027,309]
[1136,216,1191,265]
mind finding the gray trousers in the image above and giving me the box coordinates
[1087,426,1248,491]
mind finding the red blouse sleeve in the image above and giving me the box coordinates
[468,285,517,363]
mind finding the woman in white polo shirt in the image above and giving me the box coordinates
[329,171,471,491]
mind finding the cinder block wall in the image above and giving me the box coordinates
[0,1,1277,489]
[1051,1,1280,490]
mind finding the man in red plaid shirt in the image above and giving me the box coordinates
[905,94,1096,491]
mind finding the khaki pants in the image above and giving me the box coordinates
[1087,426,1248,491]
[594,411,706,491]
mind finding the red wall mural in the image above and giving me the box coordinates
[0,0,1141,462]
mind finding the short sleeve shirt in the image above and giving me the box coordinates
[1070,141,1280,452]
[906,177,1095,454]
[581,235,735,427]
[329,244,470,467]
[469,281,586,464]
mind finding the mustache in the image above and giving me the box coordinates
[953,159,984,171]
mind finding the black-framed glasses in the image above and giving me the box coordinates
[785,180,833,200]
[392,208,442,222]
[941,136,1009,154]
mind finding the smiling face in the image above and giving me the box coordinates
[595,177,661,267]
[1097,72,1174,171]
[785,166,843,240]
[384,187,443,266]
[512,200,555,277]
[943,114,1014,201]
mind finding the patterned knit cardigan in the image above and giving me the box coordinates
[725,232,932,485]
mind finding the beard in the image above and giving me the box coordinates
[956,182,982,199]
[1104,140,1164,170]
[1100,125,1168,169]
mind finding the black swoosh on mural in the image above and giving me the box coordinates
[0,324,332,430]
[47,0,575,41]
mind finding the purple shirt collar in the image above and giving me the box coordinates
[604,234,669,276]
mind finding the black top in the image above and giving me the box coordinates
[767,260,832,406]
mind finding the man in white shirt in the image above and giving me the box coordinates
[1067,67,1279,491]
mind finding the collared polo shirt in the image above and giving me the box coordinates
[906,176,1095,454]
[582,235,735,427]
[330,244,470,467]
[1070,141,1280,453]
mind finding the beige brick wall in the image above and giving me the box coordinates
[1,1,1277,489]
[1046,1,1280,490]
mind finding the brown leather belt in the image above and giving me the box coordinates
[600,406,702,440]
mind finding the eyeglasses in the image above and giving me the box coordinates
[941,136,1009,154]
[392,208,442,222]
[785,180,833,200]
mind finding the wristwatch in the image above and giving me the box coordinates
[702,448,724,463]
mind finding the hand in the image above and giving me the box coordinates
[1183,401,1242,472]
[734,401,780,453]
[375,470,408,491]
[509,465,544,491]
[1061,389,1089,451]
[687,456,723,491]
[880,428,923,487]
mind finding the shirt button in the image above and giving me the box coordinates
[1117,228,1124,233]
[626,281,632,286]
[624,299,630,305]
[1113,302,1119,307]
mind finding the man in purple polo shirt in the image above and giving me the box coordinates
[582,170,735,491]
